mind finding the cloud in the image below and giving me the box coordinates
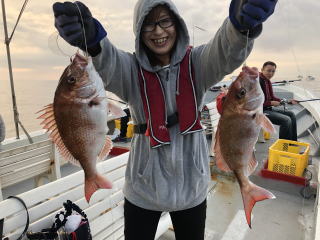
[1,0,320,138]
[0,0,319,82]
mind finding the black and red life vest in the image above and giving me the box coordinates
[138,47,202,148]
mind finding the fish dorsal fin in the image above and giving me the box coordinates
[247,152,258,176]
[213,128,231,172]
[37,104,80,166]
[256,113,276,134]
[97,136,113,162]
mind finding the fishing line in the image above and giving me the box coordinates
[242,30,250,67]
[279,0,319,220]
[278,22,310,220]
[73,2,115,232]
[48,31,73,57]
[73,1,88,57]
[48,2,89,58]
[279,0,303,78]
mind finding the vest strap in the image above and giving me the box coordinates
[134,112,179,134]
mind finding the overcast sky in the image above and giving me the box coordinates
[1,0,319,84]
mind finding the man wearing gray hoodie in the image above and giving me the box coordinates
[53,0,278,239]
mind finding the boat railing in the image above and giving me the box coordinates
[313,164,320,239]
[0,152,171,239]
[0,131,66,200]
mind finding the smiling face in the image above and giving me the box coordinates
[141,5,177,66]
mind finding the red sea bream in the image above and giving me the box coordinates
[38,53,123,202]
[214,66,276,227]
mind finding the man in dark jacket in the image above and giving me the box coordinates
[259,61,298,141]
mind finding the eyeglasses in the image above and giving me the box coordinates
[142,18,175,32]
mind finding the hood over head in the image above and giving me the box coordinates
[133,0,190,72]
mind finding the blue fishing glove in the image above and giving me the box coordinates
[229,0,278,37]
[53,1,106,56]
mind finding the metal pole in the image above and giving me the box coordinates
[1,0,20,139]
[192,25,194,46]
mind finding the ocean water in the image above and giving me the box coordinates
[1,76,320,140]
[1,78,57,139]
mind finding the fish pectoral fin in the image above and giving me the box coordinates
[240,182,276,228]
[37,103,55,120]
[97,136,113,161]
[37,103,80,166]
[108,102,127,118]
[256,113,276,134]
[247,152,258,175]
[213,128,232,172]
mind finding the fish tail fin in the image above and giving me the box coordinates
[85,174,112,203]
[241,183,275,228]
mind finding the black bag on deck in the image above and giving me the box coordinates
[26,200,92,240]
[1,196,30,240]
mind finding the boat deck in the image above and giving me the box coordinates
[158,131,317,240]
[1,85,319,240]
[160,185,314,240]
[2,134,316,240]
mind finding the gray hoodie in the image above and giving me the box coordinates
[93,0,254,211]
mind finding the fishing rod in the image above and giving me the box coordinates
[272,79,302,85]
[280,98,320,104]
[211,78,303,92]
[297,98,320,103]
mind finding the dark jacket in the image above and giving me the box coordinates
[259,73,280,110]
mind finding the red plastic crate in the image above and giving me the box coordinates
[260,160,307,186]
[109,146,130,156]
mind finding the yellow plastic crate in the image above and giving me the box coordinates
[263,130,271,140]
[115,119,120,130]
[114,119,133,138]
[268,139,310,177]
[127,122,133,138]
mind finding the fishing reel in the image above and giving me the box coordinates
[279,98,289,111]
[279,98,288,105]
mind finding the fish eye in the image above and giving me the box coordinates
[67,77,76,84]
[237,88,246,99]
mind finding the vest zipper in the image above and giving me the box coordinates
[176,65,180,95]
[156,73,168,125]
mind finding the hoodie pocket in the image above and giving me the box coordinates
[192,149,206,176]
[133,153,156,195]
[137,156,152,180]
